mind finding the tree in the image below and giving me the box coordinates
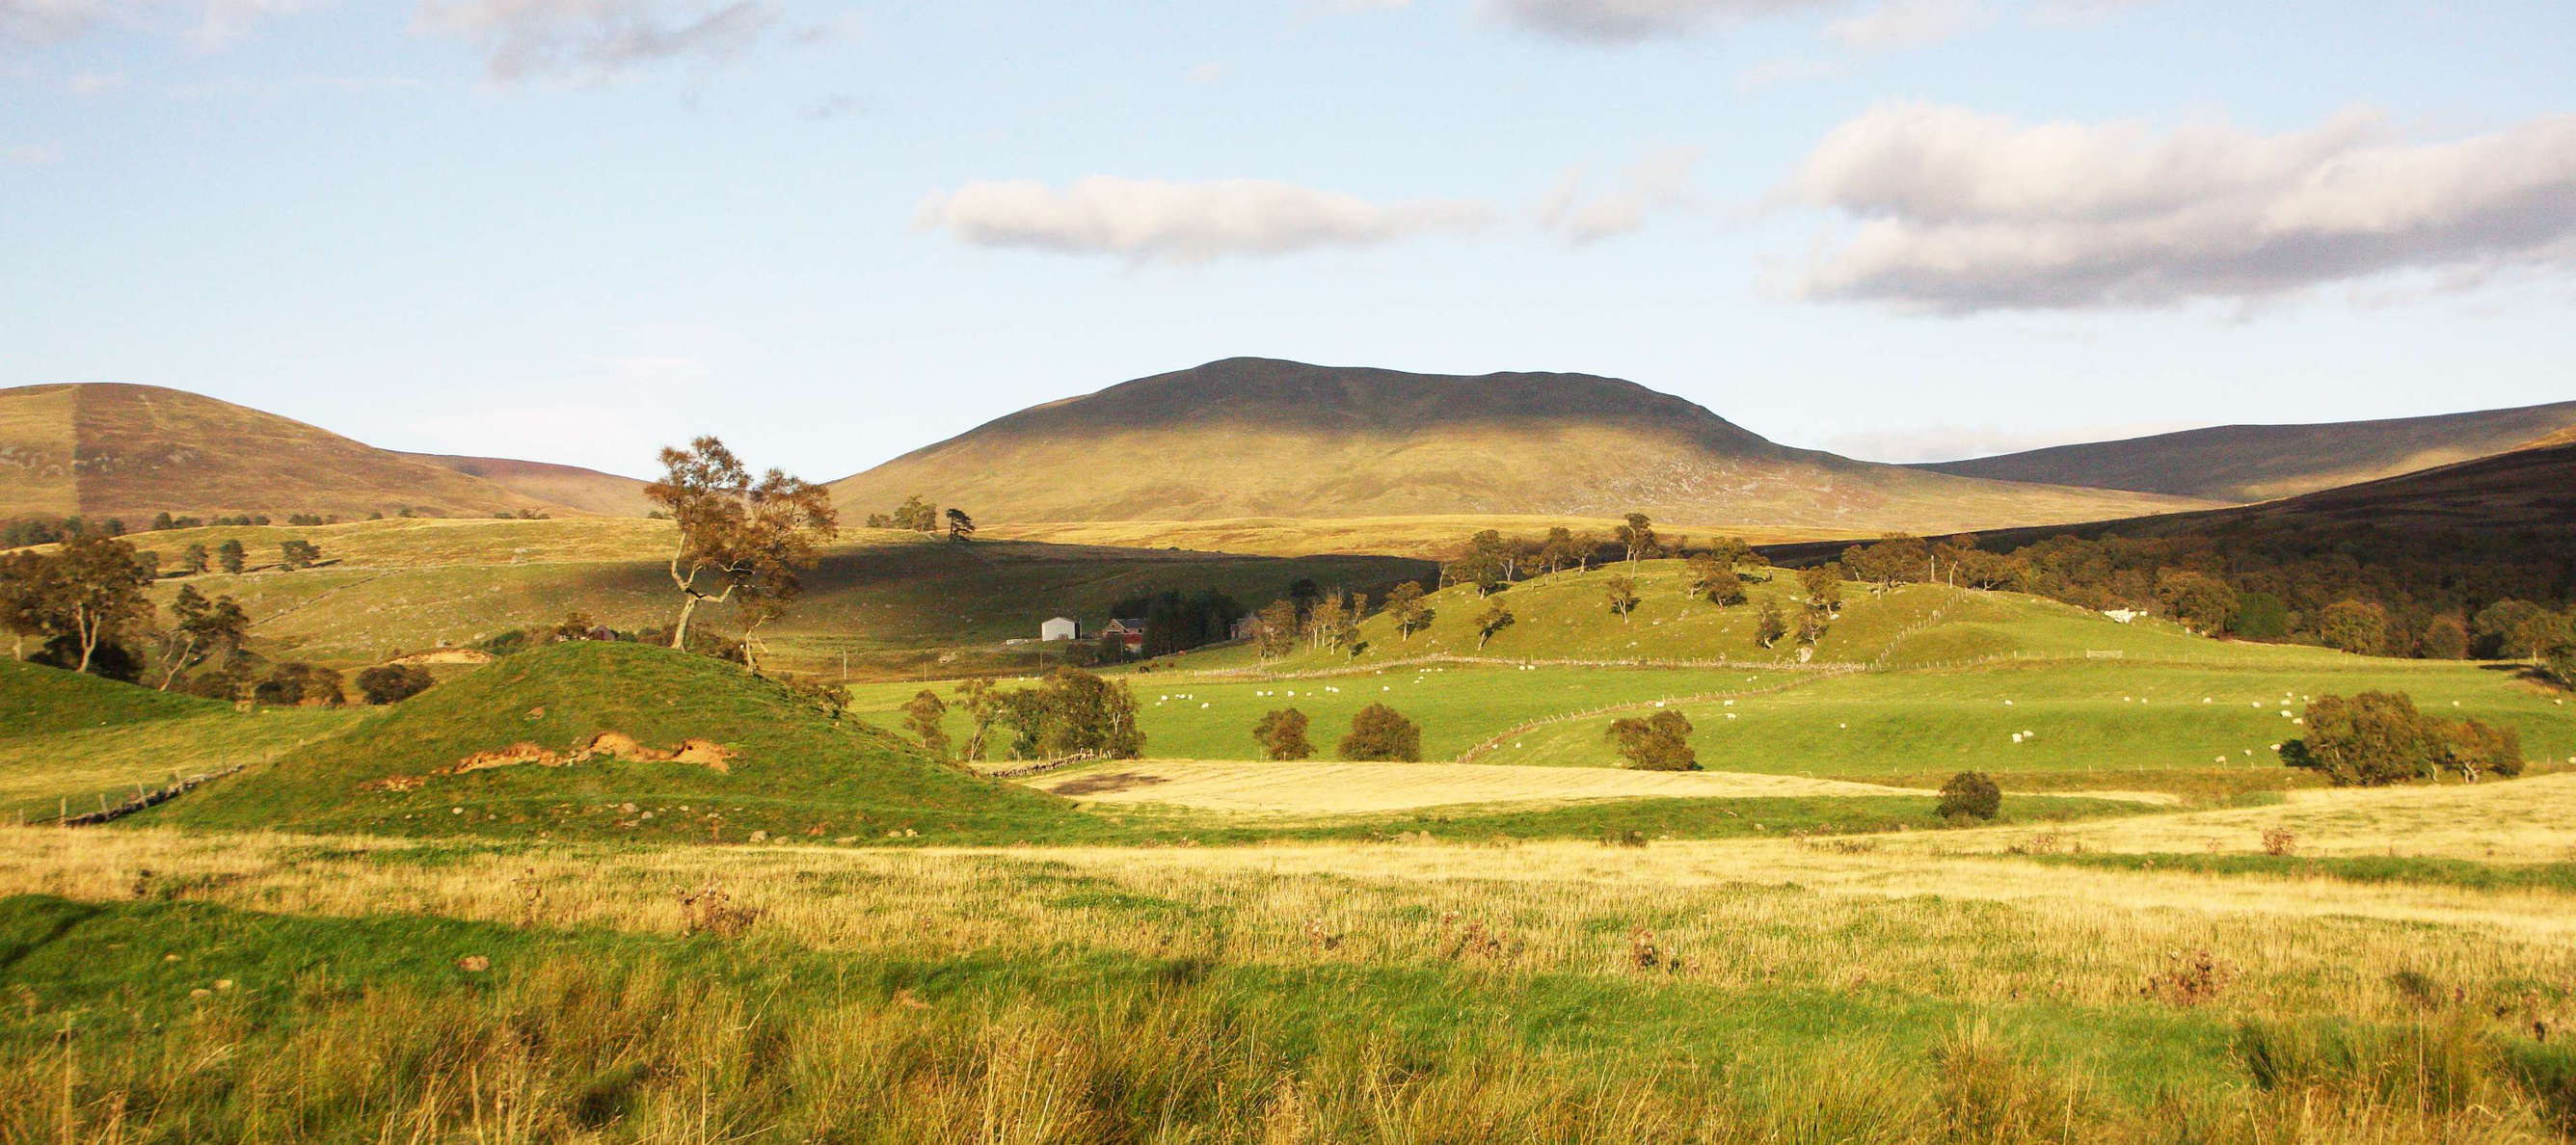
[2154,571,2237,633]
[644,437,840,653]
[216,539,247,574]
[1385,581,1432,642]
[1338,704,1421,761]
[944,508,976,542]
[2418,616,2471,660]
[1799,564,1843,615]
[1797,603,1831,647]
[1026,668,1142,759]
[355,664,436,705]
[1253,599,1301,660]
[2435,718,2524,782]
[1615,513,1659,568]
[1473,599,1515,649]
[255,662,344,706]
[2316,599,2390,655]
[891,495,939,533]
[1603,574,1641,623]
[2473,599,2569,661]
[1685,553,1744,606]
[1446,530,1511,595]
[44,535,158,676]
[278,539,321,571]
[155,585,248,691]
[0,550,50,661]
[1607,709,1697,770]
[2282,692,2443,786]
[955,679,1000,760]
[2545,641,2576,690]
[1537,526,1581,575]
[902,690,951,759]
[1842,535,1927,592]
[1252,708,1313,760]
[1755,599,1787,648]
[1938,772,2001,820]
[179,544,210,575]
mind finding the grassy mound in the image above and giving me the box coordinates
[0,657,221,737]
[156,641,1091,843]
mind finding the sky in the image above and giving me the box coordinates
[4,0,2573,481]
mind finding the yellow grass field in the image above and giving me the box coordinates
[1026,759,1940,813]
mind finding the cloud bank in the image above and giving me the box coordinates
[412,0,779,82]
[916,176,1493,263]
[1783,102,2576,311]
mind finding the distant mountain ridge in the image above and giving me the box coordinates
[400,453,657,518]
[828,357,2217,533]
[0,383,591,522]
[1914,399,2576,503]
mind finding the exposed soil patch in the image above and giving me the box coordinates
[1047,771,1170,798]
[435,732,737,778]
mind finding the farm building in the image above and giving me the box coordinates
[1101,618,1149,651]
[1040,617,1080,642]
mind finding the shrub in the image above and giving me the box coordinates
[254,662,344,706]
[354,664,434,706]
[1252,708,1313,761]
[1937,772,2001,821]
[1338,704,1421,761]
[1606,709,1697,771]
[2287,692,2523,786]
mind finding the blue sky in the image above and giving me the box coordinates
[5,0,2573,481]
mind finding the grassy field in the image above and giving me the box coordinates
[0,659,362,824]
[109,517,1427,674]
[6,784,2576,1139]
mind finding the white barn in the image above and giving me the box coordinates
[1040,616,1080,642]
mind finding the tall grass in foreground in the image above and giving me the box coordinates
[5,894,2569,1143]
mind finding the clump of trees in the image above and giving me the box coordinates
[1938,772,2001,821]
[1,534,157,675]
[1338,704,1420,761]
[278,539,322,571]
[1607,709,1696,771]
[2282,692,2526,786]
[355,664,435,705]
[645,437,839,668]
[1108,589,1245,658]
[950,668,1142,762]
[864,494,975,538]
[1252,708,1313,760]
[254,662,344,706]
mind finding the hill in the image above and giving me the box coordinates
[828,358,2214,534]
[1915,398,2576,503]
[121,517,1430,675]
[400,453,656,517]
[156,641,1090,842]
[0,383,581,522]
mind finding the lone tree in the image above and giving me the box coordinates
[155,584,249,691]
[1799,564,1843,615]
[1473,599,1514,650]
[1607,709,1697,771]
[179,543,210,574]
[944,508,976,542]
[645,437,839,653]
[278,539,321,571]
[1615,513,1659,568]
[1252,599,1301,659]
[1755,599,1788,648]
[1385,581,1432,642]
[216,539,247,574]
[902,689,951,759]
[1338,703,1421,761]
[1252,707,1313,760]
[40,534,158,675]
[1603,574,1641,624]
[1937,772,2001,821]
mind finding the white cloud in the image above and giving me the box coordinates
[1825,0,1989,50]
[1,0,309,47]
[66,68,124,91]
[4,142,61,163]
[917,176,1493,263]
[2028,0,2158,26]
[1184,61,1224,83]
[1540,146,1704,242]
[412,0,779,83]
[1781,102,2576,311]
[1478,0,1840,42]
[1824,419,2205,463]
